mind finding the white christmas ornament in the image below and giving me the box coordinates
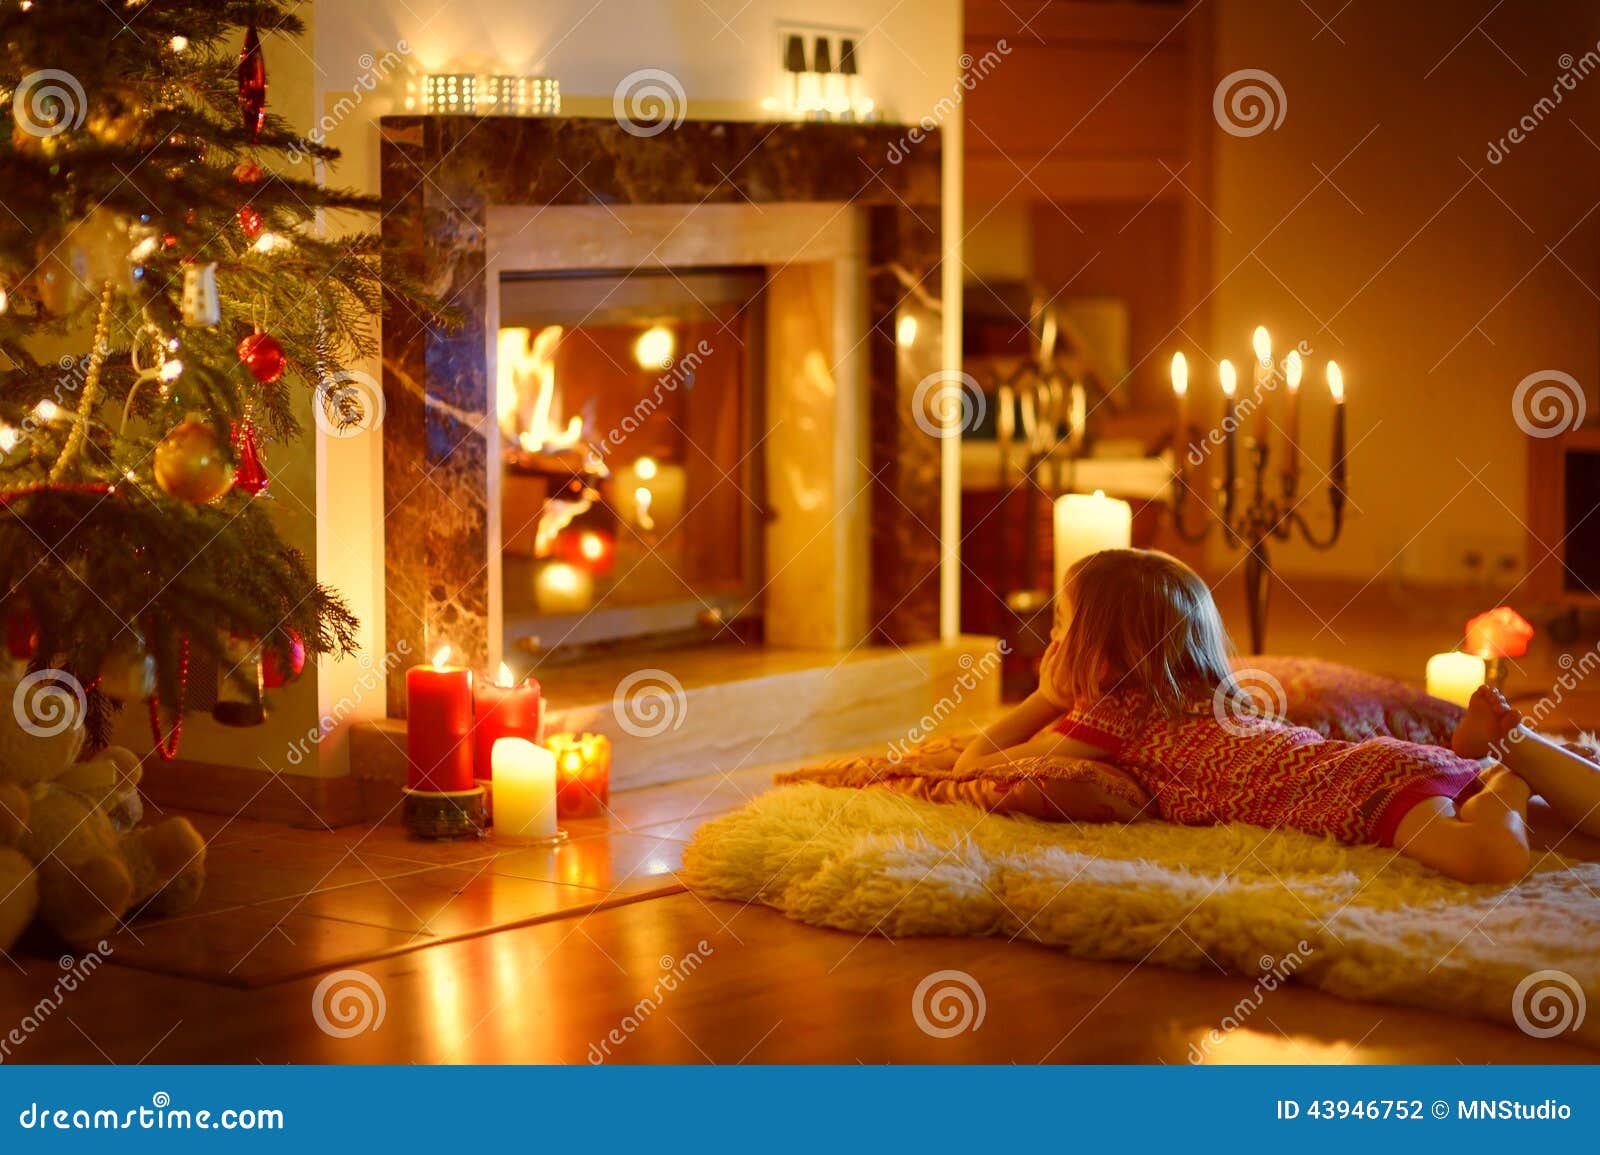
[181,262,220,327]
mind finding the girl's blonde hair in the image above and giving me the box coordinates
[1039,548,1234,715]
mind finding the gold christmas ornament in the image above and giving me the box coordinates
[85,85,151,147]
[154,416,235,503]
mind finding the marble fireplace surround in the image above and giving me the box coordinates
[380,117,945,716]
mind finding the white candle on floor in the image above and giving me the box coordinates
[1426,651,1486,707]
[492,737,559,841]
[1052,490,1133,592]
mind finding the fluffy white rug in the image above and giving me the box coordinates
[682,784,1600,1048]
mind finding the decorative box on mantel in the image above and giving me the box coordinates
[378,116,947,716]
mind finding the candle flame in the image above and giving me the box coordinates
[1092,489,1106,499]
[1284,349,1303,392]
[497,661,515,687]
[1326,360,1344,403]
[1252,326,1271,367]
[1219,359,1237,397]
[1170,352,1188,396]
[432,645,452,667]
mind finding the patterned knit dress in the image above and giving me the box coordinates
[1052,691,1483,846]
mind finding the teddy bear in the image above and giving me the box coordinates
[0,672,207,950]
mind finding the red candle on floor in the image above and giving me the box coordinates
[406,646,475,792]
[472,663,543,783]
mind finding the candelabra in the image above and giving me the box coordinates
[1168,338,1348,655]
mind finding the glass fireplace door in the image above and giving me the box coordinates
[498,267,767,657]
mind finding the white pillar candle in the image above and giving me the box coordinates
[612,456,687,532]
[535,561,594,614]
[1052,490,1133,592]
[1425,651,1486,708]
[492,737,558,841]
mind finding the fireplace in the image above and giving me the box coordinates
[379,117,948,716]
[498,267,768,655]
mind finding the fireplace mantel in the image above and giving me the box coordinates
[378,116,945,714]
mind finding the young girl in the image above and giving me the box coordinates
[955,548,1600,884]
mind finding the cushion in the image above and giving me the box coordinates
[776,734,1151,823]
[1238,655,1463,745]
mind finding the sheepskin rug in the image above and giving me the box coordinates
[682,784,1600,1048]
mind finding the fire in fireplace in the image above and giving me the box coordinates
[498,268,768,656]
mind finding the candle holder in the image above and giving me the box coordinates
[1170,437,1346,655]
[550,732,612,819]
[403,787,488,840]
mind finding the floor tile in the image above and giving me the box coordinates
[289,866,613,939]
[484,833,687,897]
[105,901,431,988]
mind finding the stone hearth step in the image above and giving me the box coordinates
[350,637,1002,798]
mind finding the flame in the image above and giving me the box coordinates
[498,325,587,452]
[1326,360,1344,403]
[1219,359,1237,398]
[1170,352,1188,396]
[1284,349,1303,392]
[497,661,516,687]
[432,645,453,667]
[1252,326,1271,367]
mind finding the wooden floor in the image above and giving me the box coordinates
[2,577,1598,1064]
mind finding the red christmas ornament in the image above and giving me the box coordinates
[262,628,306,688]
[233,160,266,184]
[238,330,286,384]
[231,418,270,496]
[238,204,263,239]
[554,528,616,576]
[5,609,39,660]
[238,20,268,142]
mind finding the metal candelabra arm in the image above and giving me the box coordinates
[1165,437,1348,654]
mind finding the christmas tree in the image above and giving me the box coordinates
[0,2,440,751]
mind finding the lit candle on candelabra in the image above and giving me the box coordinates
[1327,360,1347,498]
[1219,358,1238,519]
[1251,326,1272,443]
[1170,353,1188,485]
[1282,349,1302,492]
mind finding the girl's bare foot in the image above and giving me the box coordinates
[1451,685,1522,759]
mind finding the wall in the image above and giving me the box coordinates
[1207,0,1600,585]
[285,0,964,772]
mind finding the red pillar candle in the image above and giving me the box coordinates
[550,732,611,819]
[405,646,475,792]
[472,663,543,783]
